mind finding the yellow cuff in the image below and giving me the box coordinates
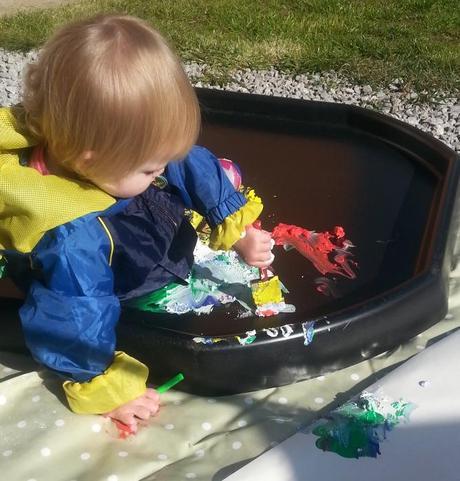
[63,351,149,414]
[209,189,263,251]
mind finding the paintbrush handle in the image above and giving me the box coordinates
[253,220,269,280]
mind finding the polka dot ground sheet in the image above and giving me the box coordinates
[1,253,459,481]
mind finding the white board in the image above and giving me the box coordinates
[225,330,460,481]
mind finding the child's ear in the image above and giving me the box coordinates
[74,150,94,175]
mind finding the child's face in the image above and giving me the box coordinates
[90,160,168,198]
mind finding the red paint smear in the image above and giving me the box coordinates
[112,419,136,439]
[272,223,357,279]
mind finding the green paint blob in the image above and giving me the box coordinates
[128,282,181,312]
[312,391,414,459]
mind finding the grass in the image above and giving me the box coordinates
[0,0,459,93]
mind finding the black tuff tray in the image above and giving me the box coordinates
[1,88,459,395]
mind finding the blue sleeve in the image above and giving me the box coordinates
[165,145,247,228]
[19,218,120,383]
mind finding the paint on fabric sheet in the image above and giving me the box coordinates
[312,390,414,459]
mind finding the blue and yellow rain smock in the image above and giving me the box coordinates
[0,107,262,413]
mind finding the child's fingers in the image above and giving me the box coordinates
[249,253,275,268]
[251,237,272,251]
[251,249,274,261]
[256,240,273,250]
[251,262,265,268]
[145,388,160,402]
[133,395,160,415]
[256,230,272,242]
[261,253,275,266]
[112,411,137,428]
[132,405,152,421]
[254,246,273,257]
[247,225,271,240]
[256,228,271,236]
[261,254,274,264]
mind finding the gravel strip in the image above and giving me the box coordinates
[1,48,459,153]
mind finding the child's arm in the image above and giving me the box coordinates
[166,146,266,254]
[19,221,152,420]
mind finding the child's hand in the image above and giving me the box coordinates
[104,388,160,432]
[233,225,274,268]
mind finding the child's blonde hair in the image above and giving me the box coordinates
[22,14,200,180]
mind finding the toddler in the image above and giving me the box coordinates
[0,14,273,430]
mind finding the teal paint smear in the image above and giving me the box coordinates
[312,391,414,459]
